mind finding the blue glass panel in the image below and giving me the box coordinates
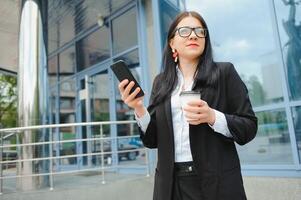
[187,0,284,106]
[274,0,301,100]
[292,106,301,162]
[237,110,294,164]
[59,46,76,75]
[113,49,141,136]
[112,8,138,55]
[77,27,110,71]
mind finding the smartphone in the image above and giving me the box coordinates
[110,60,144,98]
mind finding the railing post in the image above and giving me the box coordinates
[0,131,3,195]
[100,125,105,184]
[49,128,54,191]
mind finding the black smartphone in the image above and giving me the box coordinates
[110,60,144,98]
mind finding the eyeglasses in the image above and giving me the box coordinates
[174,26,207,38]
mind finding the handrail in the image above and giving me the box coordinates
[0,148,143,164]
[0,120,136,133]
[0,120,136,141]
[0,120,150,195]
[2,133,16,140]
[0,135,140,149]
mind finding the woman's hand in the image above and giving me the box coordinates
[183,99,216,125]
[118,79,146,117]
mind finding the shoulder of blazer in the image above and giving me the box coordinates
[214,62,239,82]
[214,62,234,73]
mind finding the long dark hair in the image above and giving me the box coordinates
[152,11,219,105]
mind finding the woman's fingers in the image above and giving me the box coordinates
[185,112,207,120]
[118,79,145,109]
[118,79,129,93]
[123,81,135,95]
[185,112,200,120]
[124,87,141,104]
[183,99,214,125]
[186,99,204,107]
[184,100,209,114]
[119,80,134,100]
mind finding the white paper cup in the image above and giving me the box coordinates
[180,91,201,121]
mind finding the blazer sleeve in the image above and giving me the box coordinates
[139,75,161,148]
[224,63,258,145]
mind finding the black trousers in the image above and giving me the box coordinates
[172,162,202,200]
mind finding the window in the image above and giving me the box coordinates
[59,46,76,75]
[237,109,293,164]
[188,0,284,107]
[112,8,138,55]
[77,27,110,71]
[292,106,301,162]
[274,0,301,101]
[114,49,141,137]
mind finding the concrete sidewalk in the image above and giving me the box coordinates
[1,175,300,200]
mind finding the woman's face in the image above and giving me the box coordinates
[169,16,206,63]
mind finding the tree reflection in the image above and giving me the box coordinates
[247,75,266,106]
[282,0,301,159]
[281,0,301,99]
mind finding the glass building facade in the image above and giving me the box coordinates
[47,0,150,169]
[187,0,301,176]
[45,0,186,172]
[43,0,301,176]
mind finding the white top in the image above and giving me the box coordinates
[136,67,232,162]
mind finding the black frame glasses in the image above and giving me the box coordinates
[174,26,207,38]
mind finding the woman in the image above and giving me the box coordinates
[118,11,257,200]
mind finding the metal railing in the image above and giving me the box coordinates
[0,121,150,195]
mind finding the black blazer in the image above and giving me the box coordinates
[140,62,258,200]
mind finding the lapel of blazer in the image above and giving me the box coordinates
[164,96,174,136]
[164,96,176,162]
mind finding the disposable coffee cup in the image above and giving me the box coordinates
[180,91,201,107]
[180,91,201,121]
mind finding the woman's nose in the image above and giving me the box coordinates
[189,31,198,40]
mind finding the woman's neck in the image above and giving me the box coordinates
[178,58,198,79]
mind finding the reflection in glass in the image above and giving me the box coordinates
[48,0,75,51]
[275,0,301,100]
[48,0,135,53]
[89,71,111,166]
[112,8,138,55]
[114,49,141,138]
[179,0,186,10]
[291,106,301,161]
[90,71,110,133]
[77,27,110,71]
[114,50,144,164]
[59,78,77,166]
[48,56,58,87]
[187,0,284,106]
[59,46,76,75]
[159,1,179,48]
[70,0,134,33]
[237,110,293,164]
[49,88,57,124]
[167,0,178,6]
[59,46,76,165]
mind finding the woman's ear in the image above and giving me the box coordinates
[169,38,174,50]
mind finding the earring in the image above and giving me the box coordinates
[172,49,178,63]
